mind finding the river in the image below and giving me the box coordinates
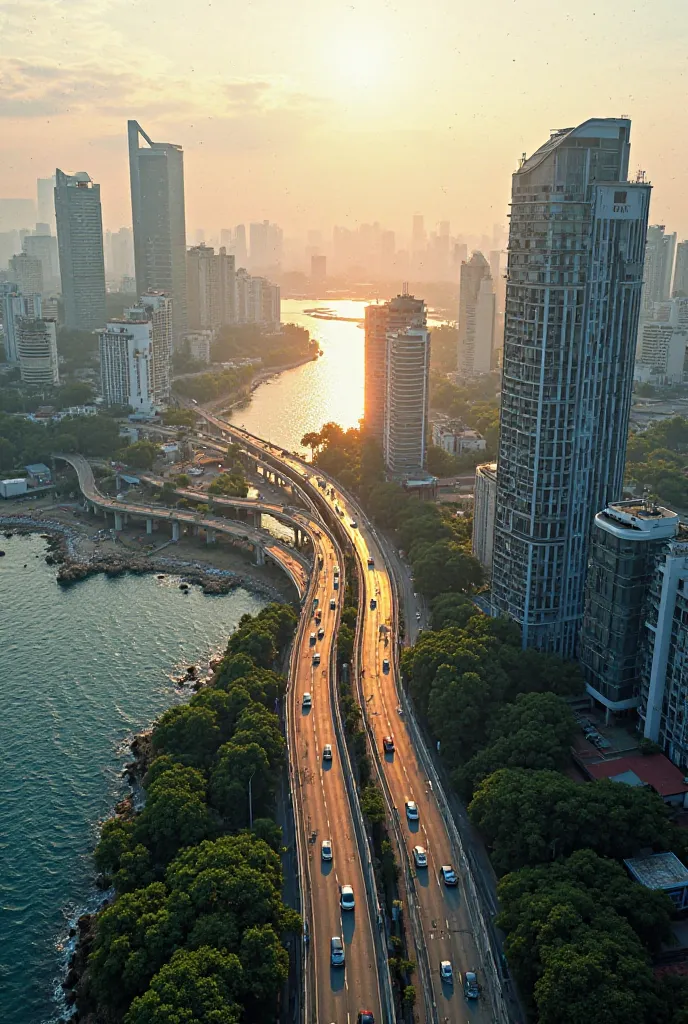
[0,534,266,1023]
[229,298,446,452]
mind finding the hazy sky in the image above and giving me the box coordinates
[2,0,687,240]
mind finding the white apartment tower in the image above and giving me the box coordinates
[457,252,495,376]
[99,297,172,415]
[384,325,431,477]
[643,225,676,313]
[472,462,498,572]
[491,118,651,656]
[16,317,59,386]
[1,284,42,362]
[364,293,426,445]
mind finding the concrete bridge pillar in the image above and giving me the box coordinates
[114,512,123,532]
[254,543,265,566]
[146,518,153,534]
[172,521,180,542]
[193,525,200,536]
[206,528,216,545]
[115,473,121,491]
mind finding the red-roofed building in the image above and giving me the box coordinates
[585,753,688,808]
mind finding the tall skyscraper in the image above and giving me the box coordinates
[491,118,651,656]
[128,121,188,345]
[16,317,59,386]
[364,293,426,445]
[54,169,106,331]
[9,252,44,297]
[643,225,676,312]
[36,176,56,233]
[673,240,688,298]
[384,325,431,477]
[186,245,236,331]
[457,251,495,376]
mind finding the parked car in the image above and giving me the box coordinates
[382,735,395,754]
[321,839,333,861]
[330,935,345,967]
[339,884,355,911]
[441,864,458,887]
[440,960,453,985]
[413,845,428,868]
[405,800,419,821]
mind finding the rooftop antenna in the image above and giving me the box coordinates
[636,168,647,183]
[519,151,527,169]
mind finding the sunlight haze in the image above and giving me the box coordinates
[1,0,687,235]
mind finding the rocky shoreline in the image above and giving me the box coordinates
[0,515,289,601]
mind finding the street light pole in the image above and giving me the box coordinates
[248,771,255,829]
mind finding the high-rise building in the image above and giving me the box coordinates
[249,221,282,269]
[383,319,431,478]
[54,169,106,331]
[128,121,188,345]
[186,245,236,331]
[636,320,688,386]
[643,225,676,312]
[364,293,426,445]
[491,118,651,656]
[472,462,498,572]
[639,530,688,768]
[36,176,56,233]
[311,254,327,289]
[457,252,495,376]
[16,317,59,386]
[99,298,171,415]
[105,227,135,286]
[673,241,688,298]
[1,283,42,362]
[23,230,59,291]
[9,252,44,296]
[579,500,680,716]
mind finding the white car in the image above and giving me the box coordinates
[440,960,453,985]
[323,744,333,760]
[312,652,320,665]
[441,864,458,887]
[302,692,312,708]
[339,884,355,911]
[413,845,428,868]
[405,800,419,821]
[321,839,333,861]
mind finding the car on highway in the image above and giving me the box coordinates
[339,884,355,911]
[333,578,339,590]
[312,652,320,665]
[382,735,395,754]
[309,632,316,645]
[416,611,422,620]
[382,658,390,672]
[330,936,345,967]
[367,556,374,567]
[349,520,357,528]
[330,598,336,610]
[461,970,480,999]
[413,845,428,868]
[315,609,322,623]
[440,960,453,985]
[357,1013,375,1024]
[441,864,458,887]
[405,800,419,821]
[321,839,333,860]
[370,598,377,610]
[317,627,325,640]
[323,743,333,760]
[302,692,312,707]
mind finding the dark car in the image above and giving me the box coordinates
[357,1013,375,1024]
[382,735,395,754]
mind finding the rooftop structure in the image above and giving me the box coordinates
[625,852,688,910]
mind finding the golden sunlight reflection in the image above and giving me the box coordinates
[329,36,389,92]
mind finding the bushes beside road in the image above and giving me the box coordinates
[77,603,299,1023]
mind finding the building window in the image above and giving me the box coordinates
[614,191,627,204]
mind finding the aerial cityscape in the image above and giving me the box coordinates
[3,2,688,1024]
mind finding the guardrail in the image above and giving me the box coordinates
[351,553,438,1024]
[329,547,395,1024]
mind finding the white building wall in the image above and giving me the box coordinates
[472,462,497,571]
[17,318,59,386]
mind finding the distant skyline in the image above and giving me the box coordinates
[2,0,688,236]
